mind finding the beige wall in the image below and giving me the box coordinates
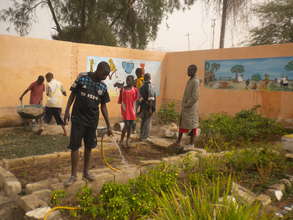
[1,35,293,127]
[162,43,293,121]
[0,35,166,126]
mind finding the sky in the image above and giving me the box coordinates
[0,0,266,51]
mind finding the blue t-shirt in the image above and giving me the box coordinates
[70,72,110,127]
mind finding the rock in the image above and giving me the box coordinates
[269,183,286,192]
[256,194,271,206]
[285,153,293,160]
[140,160,162,166]
[4,180,22,195]
[32,189,52,204]
[17,194,48,212]
[232,182,256,204]
[192,148,207,154]
[25,207,63,220]
[0,166,17,186]
[149,137,173,148]
[25,207,51,219]
[281,134,293,153]
[266,189,283,201]
[162,156,182,164]
[26,178,59,194]
[280,179,292,189]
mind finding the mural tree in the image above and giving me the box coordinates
[231,64,244,80]
[205,62,220,83]
[285,60,293,71]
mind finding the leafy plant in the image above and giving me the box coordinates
[50,190,66,206]
[196,106,286,151]
[157,102,179,124]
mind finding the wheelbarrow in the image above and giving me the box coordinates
[16,102,44,130]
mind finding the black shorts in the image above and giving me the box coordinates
[44,107,64,125]
[123,120,135,130]
[68,122,97,150]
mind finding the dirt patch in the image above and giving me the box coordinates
[8,140,174,186]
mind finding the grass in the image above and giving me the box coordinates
[0,127,68,159]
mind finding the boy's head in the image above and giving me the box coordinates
[36,75,45,84]
[135,68,143,78]
[144,73,151,82]
[187,64,197,78]
[95,61,110,80]
[45,72,54,82]
[126,75,135,86]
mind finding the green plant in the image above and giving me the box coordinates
[76,185,99,219]
[153,176,274,220]
[196,106,286,152]
[157,102,179,124]
[50,190,66,206]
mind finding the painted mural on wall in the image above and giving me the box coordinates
[87,56,161,96]
[204,56,293,91]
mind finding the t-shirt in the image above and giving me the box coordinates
[46,79,66,108]
[28,82,45,105]
[118,87,138,120]
[135,77,144,89]
[70,72,110,127]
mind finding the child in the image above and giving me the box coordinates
[118,75,138,148]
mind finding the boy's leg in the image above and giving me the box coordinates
[140,111,147,140]
[64,122,84,186]
[83,126,97,181]
[120,121,127,145]
[144,115,152,139]
[53,108,67,136]
[125,121,132,147]
[176,132,183,145]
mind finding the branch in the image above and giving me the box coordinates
[46,0,62,34]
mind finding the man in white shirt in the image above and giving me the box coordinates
[44,72,67,136]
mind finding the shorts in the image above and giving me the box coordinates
[44,107,64,125]
[179,128,201,136]
[123,120,135,130]
[68,122,97,150]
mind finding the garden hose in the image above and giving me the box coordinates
[100,135,121,172]
[43,206,80,220]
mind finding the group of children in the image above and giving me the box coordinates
[118,68,156,148]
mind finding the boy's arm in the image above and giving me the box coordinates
[64,92,76,125]
[19,88,30,101]
[101,103,112,136]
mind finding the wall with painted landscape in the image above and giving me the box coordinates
[204,57,293,91]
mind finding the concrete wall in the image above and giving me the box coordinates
[0,35,166,127]
[1,35,293,127]
[162,43,293,122]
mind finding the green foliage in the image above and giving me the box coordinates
[153,176,273,220]
[157,102,179,124]
[76,185,99,218]
[285,60,293,71]
[231,64,245,74]
[196,106,286,151]
[0,0,196,49]
[251,73,262,81]
[50,190,66,206]
[248,0,293,46]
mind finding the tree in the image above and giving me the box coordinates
[248,0,293,46]
[285,60,293,72]
[203,0,250,48]
[231,64,244,80]
[0,0,196,49]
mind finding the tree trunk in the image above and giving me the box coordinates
[47,0,62,35]
[219,0,228,48]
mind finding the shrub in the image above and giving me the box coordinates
[157,102,179,124]
[196,106,286,151]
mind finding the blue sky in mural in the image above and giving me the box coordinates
[207,56,293,80]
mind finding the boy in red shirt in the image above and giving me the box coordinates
[19,76,45,105]
[118,75,138,148]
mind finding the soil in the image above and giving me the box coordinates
[0,128,174,186]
